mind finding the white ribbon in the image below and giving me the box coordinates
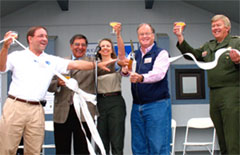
[130,52,137,73]
[169,47,240,70]
[0,37,11,44]
[73,90,106,155]
[132,59,137,73]
[0,37,106,155]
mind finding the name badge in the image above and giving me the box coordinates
[144,57,152,63]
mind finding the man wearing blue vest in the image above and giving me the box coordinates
[129,23,171,155]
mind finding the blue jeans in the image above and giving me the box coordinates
[131,98,171,155]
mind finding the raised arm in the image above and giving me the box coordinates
[67,60,95,71]
[173,22,185,45]
[67,59,117,72]
[114,23,126,60]
[0,31,16,71]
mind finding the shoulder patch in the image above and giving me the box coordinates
[200,44,204,48]
[209,39,215,42]
[232,35,240,39]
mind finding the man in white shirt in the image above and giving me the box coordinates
[0,26,114,155]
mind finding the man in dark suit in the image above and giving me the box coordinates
[48,34,96,155]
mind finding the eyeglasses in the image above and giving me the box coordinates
[73,43,87,47]
[138,32,153,37]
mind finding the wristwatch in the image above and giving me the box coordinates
[141,75,144,82]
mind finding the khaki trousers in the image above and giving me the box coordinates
[0,98,45,155]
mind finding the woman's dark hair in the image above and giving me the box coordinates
[98,38,117,60]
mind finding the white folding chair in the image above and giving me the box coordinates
[170,119,177,155]
[183,117,216,155]
[41,120,55,155]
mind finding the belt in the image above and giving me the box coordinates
[8,95,40,105]
[98,92,121,97]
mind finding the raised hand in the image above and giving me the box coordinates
[3,31,18,49]
[173,22,186,44]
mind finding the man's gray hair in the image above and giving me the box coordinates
[211,14,231,30]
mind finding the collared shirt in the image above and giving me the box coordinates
[2,48,70,101]
[140,43,170,83]
[71,55,83,60]
[140,43,155,57]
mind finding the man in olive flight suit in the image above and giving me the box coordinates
[173,14,240,154]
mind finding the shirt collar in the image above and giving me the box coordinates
[140,42,155,55]
[71,54,83,60]
[27,47,45,57]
